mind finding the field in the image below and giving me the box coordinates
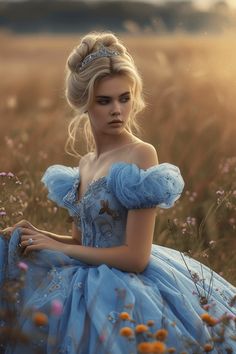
[0,30,236,283]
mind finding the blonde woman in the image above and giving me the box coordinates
[1,32,236,353]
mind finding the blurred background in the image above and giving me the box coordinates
[1,0,236,281]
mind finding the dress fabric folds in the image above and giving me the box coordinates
[0,162,236,354]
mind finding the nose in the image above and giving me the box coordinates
[110,100,121,116]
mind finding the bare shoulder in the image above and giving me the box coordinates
[130,142,159,169]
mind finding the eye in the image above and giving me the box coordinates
[96,99,110,105]
[120,96,130,103]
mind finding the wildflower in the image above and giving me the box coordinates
[51,299,63,316]
[147,320,155,327]
[216,190,224,196]
[32,311,48,326]
[204,343,214,352]
[202,304,211,311]
[155,328,168,341]
[17,261,28,272]
[119,326,134,337]
[190,272,200,283]
[201,313,218,326]
[7,172,14,178]
[135,324,149,333]
[99,333,106,342]
[186,217,196,226]
[0,211,7,217]
[119,312,131,320]
[137,342,153,353]
[152,341,166,353]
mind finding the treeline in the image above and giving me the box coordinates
[0,0,235,33]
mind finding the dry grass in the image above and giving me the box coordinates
[0,30,236,282]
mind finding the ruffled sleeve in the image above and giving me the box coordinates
[107,162,184,209]
[41,164,79,212]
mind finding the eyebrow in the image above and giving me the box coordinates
[95,91,130,98]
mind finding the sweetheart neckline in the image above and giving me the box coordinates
[75,160,152,204]
[77,176,107,205]
[70,161,166,205]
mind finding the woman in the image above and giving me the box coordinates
[1,32,236,354]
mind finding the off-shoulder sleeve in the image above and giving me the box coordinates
[41,164,79,208]
[107,162,184,209]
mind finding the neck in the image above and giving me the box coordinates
[93,132,135,160]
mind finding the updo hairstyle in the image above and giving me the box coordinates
[65,32,145,157]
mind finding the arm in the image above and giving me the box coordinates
[20,208,156,273]
[38,221,82,245]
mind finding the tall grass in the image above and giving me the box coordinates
[0,31,236,283]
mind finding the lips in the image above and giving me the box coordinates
[108,120,123,124]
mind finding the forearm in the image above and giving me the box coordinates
[39,229,78,244]
[63,244,148,273]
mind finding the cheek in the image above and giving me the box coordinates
[124,102,132,115]
[90,106,109,124]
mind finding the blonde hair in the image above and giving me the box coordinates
[65,31,145,157]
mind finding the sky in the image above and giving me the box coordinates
[130,0,236,10]
[0,0,235,9]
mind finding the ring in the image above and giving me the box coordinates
[28,238,34,245]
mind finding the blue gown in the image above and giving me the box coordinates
[1,162,236,354]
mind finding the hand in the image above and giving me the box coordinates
[20,227,64,256]
[0,219,39,240]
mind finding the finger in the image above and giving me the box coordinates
[23,244,40,255]
[1,227,13,234]
[21,241,35,248]
[20,227,38,235]
[13,220,31,229]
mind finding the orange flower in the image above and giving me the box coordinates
[135,324,149,333]
[155,329,168,341]
[32,311,48,326]
[119,312,131,321]
[204,343,214,352]
[201,313,218,326]
[152,341,166,353]
[119,326,134,337]
[167,348,176,353]
[147,320,155,327]
[137,342,153,353]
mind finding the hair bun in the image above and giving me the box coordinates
[67,32,127,73]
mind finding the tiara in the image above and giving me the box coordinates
[79,45,120,71]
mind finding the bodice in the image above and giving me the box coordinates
[42,162,185,248]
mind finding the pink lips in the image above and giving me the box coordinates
[108,120,123,124]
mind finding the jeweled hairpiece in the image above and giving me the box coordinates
[79,45,120,71]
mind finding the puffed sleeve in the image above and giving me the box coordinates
[41,164,79,209]
[107,162,184,209]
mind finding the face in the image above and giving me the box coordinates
[87,74,133,137]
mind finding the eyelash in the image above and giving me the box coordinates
[97,97,130,105]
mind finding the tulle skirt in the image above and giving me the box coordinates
[1,229,236,354]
